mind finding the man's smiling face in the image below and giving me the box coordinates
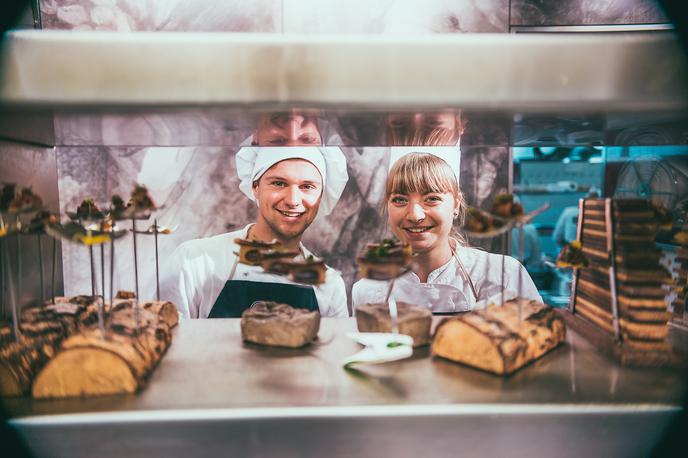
[252,159,323,243]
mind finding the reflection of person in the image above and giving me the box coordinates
[552,207,579,247]
[511,224,543,269]
[252,111,322,146]
[474,147,504,207]
[386,111,463,146]
[352,152,542,313]
[161,147,349,318]
[552,189,599,247]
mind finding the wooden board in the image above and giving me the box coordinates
[558,309,687,367]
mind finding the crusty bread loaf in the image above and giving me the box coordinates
[432,300,566,375]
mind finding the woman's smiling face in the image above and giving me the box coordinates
[387,190,458,254]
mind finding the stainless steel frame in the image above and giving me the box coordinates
[6,318,686,457]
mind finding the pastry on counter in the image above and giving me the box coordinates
[111,290,179,329]
[355,301,432,347]
[357,238,413,280]
[21,295,100,336]
[1,296,101,396]
[241,301,320,348]
[432,300,566,375]
[32,307,173,398]
[0,322,64,396]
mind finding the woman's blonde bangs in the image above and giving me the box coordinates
[386,153,458,198]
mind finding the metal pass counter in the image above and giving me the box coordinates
[3,317,686,457]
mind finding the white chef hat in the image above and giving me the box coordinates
[235,146,349,215]
[388,146,461,184]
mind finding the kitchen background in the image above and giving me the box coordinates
[1,0,684,315]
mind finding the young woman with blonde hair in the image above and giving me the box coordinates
[352,151,542,313]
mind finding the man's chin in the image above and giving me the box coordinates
[274,222,310,240]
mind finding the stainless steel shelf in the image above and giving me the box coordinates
[1,31,686,111]
[5,318,686,457]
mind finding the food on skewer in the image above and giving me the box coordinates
[110,194,127,219]
[675,230,688,246]
[0,183,16,212]
[357,238,413,281]
[110,186,157,220]
[432,299,566,375]
[8,187,43,214]
[74,198,104,220]
[490,192,524,220]
[259,249,302,275]
[286,255,327,285]
[241,302,320,348]
[26,211,57,235]
[235,238,282,265]
[650,199,673,231]
[556,241,589,268]
[355,301,432,347]
[463,207,504,233]
[129,184,156,211]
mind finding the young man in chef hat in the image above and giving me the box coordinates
[161,146,349,319]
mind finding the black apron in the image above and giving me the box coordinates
[208,280,319,318]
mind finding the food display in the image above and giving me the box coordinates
[111,291,180,329]
[130,184,156,211]
[0,183,16,212]
[286,256,327,285]
[33,306,173,398]
[235,238,282,265]
[570,198,677,361]
[73,198,104,220]
[1,294,177,398]
[1,296,100,396]
[463,207,502,234]
[671,227,687,321]
[240,302,320,348]
[0,322,64,396]
[355,302,432,347]
[8,187,43,214]
[357,238,413,280]
[432,300,566,375]
[556,241,588,268]
[489,192,524,219]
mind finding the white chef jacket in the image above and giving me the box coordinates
[160,224,348,318]
[352,246,543,314]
